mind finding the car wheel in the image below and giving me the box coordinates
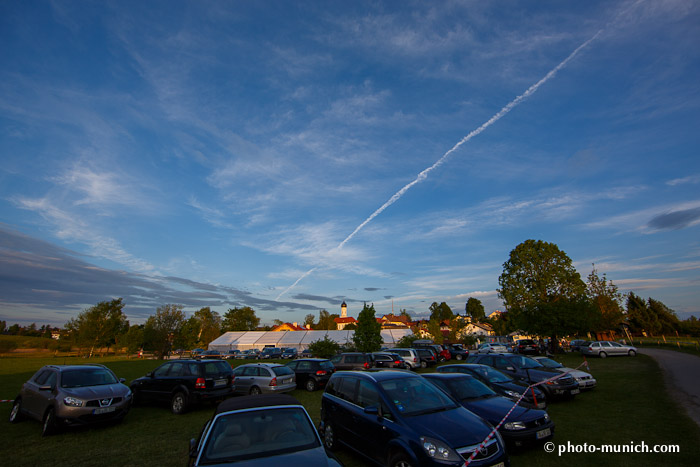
[41,408,57,437]
[9,398,23,423]
[389,451,415,467]
[599,351,607,359]
[629,350,636,357]
[131,389,141,406]
[323,422,338,451]
[455,354,463,361]
[249,386,262,395]
[171,391,188,415]
[420,361,427,369]
[305,379,317,392]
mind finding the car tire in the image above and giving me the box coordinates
[629,350,636,357]
[455,354,463,361]
[420,361,427,369]
[249,386,262,395]
[9,398,23,423]
[389,451,415,467]
[305,379,317,392]
[599,351,607,359]
[41,408,57,437]
[323,421,338,451]
[171,391,188,415]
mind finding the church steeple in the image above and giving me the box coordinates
[341,301,347,318]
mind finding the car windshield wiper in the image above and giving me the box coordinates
[409,406,454,416]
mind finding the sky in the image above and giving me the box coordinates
[1,0,699,328]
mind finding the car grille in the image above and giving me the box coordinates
[557,375,575,385]
[524,416,549,429]
[86,397,122,407]
[457,438,500,462]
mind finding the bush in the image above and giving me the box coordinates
[307,336,341,359]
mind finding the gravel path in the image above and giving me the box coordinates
[639,348,700,428]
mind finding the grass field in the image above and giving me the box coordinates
[1,353,699,466]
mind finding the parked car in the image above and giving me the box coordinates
[468,354,579,399]
[320,370,510,467]
[446,344,469,360]
[476,343,509,354]
[237,349,261,359]
[130,359,234,414]
[191,348,205,358]
[198,350,223,360]
[299,349,314,358]
[223,350,240,360]
[286,358,335,391]
[569,339,589,352]
[188,394,342,466]
[329,352,375,370]
[281,348,298,359]
[260,347,284,359]
[581,341,637,358]
[438,363,547,409]
[9,364,132,436]
[389,348,421,369]
[415,348,438,368]
[412,340,451,362]
[232,363,296,395]
[423,373,555,448]
[532,356,597,390]
[514,339,540,355]
[372,352,408,369]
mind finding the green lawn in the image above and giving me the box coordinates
[1,353,699,466]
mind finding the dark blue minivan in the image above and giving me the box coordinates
[320,370,509,467]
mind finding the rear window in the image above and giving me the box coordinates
[272,366,294,376]
[319,361,334,371]
[204,361,233,377]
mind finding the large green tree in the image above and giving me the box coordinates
[352,303,383,352]
[307,335,341,358]
[626,293,660,336]
[143,304,186,357]
[65,298,129,357]
[222,306,260,331]
[429,302,454,322]
[465,297,485,322]
[303,314,316,328]
[314,309,338,330]
[498,239,596,351]
[587,265,624,334]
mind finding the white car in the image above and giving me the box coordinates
[476,343,509,354]
[581,341,637,358]
[533,356,597,390]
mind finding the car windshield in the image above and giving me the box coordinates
[510,356,543,369]
[380,377,458,416]
[200,407,320,465]
[536,358,563,369]
[442,377,496,400]
[272,366,294,376]
[61,368,118,388]
[469,365,513,383]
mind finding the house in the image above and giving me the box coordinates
[270,322,306,332]
[334,316,357,331]
[379,314,411,329]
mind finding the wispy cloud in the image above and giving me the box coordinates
[667,174,700,186]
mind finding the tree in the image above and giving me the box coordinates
[427,319,444,344]
[192,307,222,345]
[307,335,341,358]
[222,306,260,331]
[647,298,680,334]
[352,303,383,352]
[429,302,453,322]
[465,298,485,322]
[626,293,660,336]
[587,265,624,334]
[143,304,186,357]
[303,314,315,328]
[122,325,144,355]
[65,298,129,357]
[395,333,420,348]
[315,309,338,330]
[498,240,595,351]
[399,309,412,321]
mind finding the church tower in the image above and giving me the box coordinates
[341,301,347,318]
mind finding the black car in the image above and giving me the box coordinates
[468,354,579,399]
[198,350,223,359]
[569,340,589,352]
[260,347,283,359]
[320,370,510,467]
[514,339,539,355]
[446,344,469,361]
[372,352,408,369]
[286,358,335,391]
[329,352,375,370]
[415,348,438,368]
[423,373,555,449]
[188,394,342,466]
[438,363,547,409]
[130,359,234,414]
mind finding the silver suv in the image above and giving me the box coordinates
[388,348,421,369]
[9,364,132,436]
[232,363,296,395]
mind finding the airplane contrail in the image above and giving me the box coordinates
[276,29,604,301]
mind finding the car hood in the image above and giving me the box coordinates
[554,367,593,379]
[200,446,340,467]
[518,368,561,382]
[403,406,492,447]
[63,383,130,399]
[461,396,544,426]
[492,380,544,398]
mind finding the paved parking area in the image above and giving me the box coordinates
[639,348,700,427]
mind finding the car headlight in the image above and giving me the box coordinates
[543,413,550,422]
[503,421,527,430]
[505,390,520,399]
[420,436,462,462]
[63,396,84,407]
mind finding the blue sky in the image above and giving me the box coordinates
[1,0,699,328]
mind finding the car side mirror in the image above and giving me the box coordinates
[189,438,197,456]
[146,372,153,378]
[364,405,379,417]
[506,366,515,371]
[119,378,126,383]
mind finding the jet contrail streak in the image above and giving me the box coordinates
[276,29,603,301]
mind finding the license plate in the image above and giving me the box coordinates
[571,388,580,395]
[490,463,505,467]
[536,428,551,439]
[93,406,116,415]
[214,379,227,387]
[283,378,292,384]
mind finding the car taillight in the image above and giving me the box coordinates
[195,377,206,389]
[269,377,277,387]
[364,362,369,369]
[394,360,401,365]
[316,370,327,376]
[413,357,418,362]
